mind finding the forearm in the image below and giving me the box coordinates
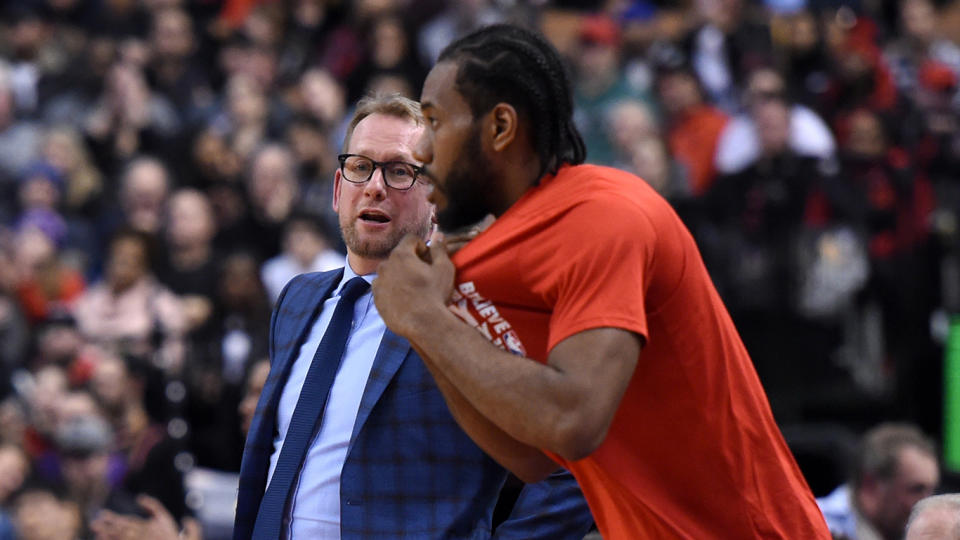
[406,309,589,460]
[411,343,559,482]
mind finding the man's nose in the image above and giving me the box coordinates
[363,167,388,198]
[413,130,433,165]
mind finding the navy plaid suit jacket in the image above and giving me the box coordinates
[234,269,592,539]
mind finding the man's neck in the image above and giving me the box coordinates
[346,253,380,277]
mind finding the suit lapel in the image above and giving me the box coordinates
[260,270,343,432]
[348,329,411,446]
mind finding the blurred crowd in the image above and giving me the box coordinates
[0,0,958,537]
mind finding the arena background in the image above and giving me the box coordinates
[0,0,959,537]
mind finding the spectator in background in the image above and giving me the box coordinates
[654,56,729,197]
[818,423,939,540]
[779,6,833,110]
[113,156,171,239]
[715,66,836,175]
[603,98,689,200]
[0,60,43,192]
[0,443,28,537]
[347,13,425,102]
[818,14,899,125]
[884,0,960,101]
[242,143,299,260]
[261,213,342,304]
[0,259,29,397]
[285,114,341,229]
[683,0,771,112]
[190,126,243,188]
[12,211,84,326]
[211,73,273,162]
[572,15,653,167]
[55,413,139,534]
[905,494,960,540]
[89,351,186,520]
[91,494,202,540]
[40,34,117,130]
[41,125,104,254]
[418,0,503,67]
[11,484,81,540]
[20,365,68,469]
[148,7,214,124]
[2,3,48,118]
[83,62,182,176]
[704,92,845,419]
[189,251,269,472]
[299,67,347,132]
[17,161,65,217]
[31,314,85,380]
[159,188,219,334]
[72,229,186,373]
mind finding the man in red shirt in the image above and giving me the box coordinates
[372,23,830,539]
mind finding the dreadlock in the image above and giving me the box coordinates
[437,24,586,179]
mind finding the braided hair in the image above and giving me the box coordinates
[437,24,586,179]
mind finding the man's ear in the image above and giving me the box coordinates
[332,169,342,213]
[487,103,518,153]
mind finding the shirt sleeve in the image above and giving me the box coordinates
[540,195,654,353]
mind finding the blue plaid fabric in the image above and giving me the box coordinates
[234,269,593,540]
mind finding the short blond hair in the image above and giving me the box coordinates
[342,94,422,153]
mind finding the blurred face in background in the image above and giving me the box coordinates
[167,189,216,250]
[0,445,28,503]
[845,109,886,159]
[106,235,149,293]
[864,446,939,539]
[902,0,937,44]
[151,8,194,60]
[14,490,81,540]
[656,71,702,118]
[754,98,791,157]
[121,160,169,235]
[607,100,659,155]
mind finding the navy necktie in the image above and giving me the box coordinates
[252,276,371,539]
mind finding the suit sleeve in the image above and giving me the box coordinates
[491,469,594,540]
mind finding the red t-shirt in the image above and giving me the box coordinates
[450,164,829,539]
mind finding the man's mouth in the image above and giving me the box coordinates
[359,210,391,223]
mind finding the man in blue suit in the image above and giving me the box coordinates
[234,94,592,539]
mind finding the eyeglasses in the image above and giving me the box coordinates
[337,154,425,191]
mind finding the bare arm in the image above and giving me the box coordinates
[373,236,641,477]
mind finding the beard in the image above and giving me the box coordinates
[339,205,433,261]
[435,128,498,232]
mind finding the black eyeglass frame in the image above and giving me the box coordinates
[337,153,426,191]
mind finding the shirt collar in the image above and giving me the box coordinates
[336,256,375,295]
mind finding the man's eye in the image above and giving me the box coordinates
[390,166,412,177]
[352,162,372,172]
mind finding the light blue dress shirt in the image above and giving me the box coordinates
[266,260,386,539]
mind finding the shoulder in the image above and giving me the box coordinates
[290,268,343,289]
[274,267,344,309]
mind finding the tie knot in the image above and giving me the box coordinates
[339,276,370,305]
